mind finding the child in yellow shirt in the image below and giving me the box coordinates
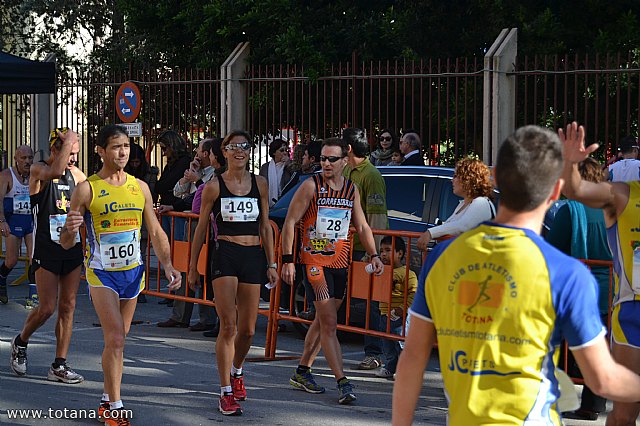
[376,236,417,379]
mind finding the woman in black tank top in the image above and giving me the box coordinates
[186,130,277,416]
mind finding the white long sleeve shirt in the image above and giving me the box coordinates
[428,196,495,239]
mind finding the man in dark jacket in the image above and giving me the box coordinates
[399,132,425,166]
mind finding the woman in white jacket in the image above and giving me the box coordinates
[417,158,495,251]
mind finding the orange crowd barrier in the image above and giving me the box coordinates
[145,211,280,360]
[140,212,616,377]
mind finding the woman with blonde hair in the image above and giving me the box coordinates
[417,158,495,251]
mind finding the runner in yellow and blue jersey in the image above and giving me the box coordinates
[560,121,640,425]
[393,125,640,426]
[61,125,181,426]
[83,173,145,296]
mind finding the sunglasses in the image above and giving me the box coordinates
[320,155,344,163]
[224,141,251,151]
[379,136,392,142]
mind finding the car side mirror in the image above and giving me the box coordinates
[434,217,442,225]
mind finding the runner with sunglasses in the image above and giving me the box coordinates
[187,130,277,416]
[281,137,384,405]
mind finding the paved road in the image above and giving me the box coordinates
[0,264,616,425]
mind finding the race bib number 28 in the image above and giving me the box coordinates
[316,207,351,240]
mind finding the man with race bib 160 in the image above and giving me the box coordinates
[281,137,384,405]
[62,125,182,426]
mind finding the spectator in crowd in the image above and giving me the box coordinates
[193,138,226,338]
[604,135,640,182]
[370,129,399,166]
[560,122,640,425]
[399,131,425,166]
[389,148,404,166]
[259,139,291,207]
[290,144,306,174]
[546,157,612,421]
[375,236,417,380]
[124,143,158,303]
[125,143,158,195]
[416,158,495,251]
[158,138,218,330]
[343,127,388,371]
[282,140,322,196]
[153,130,191,305]
[393,124,640,425]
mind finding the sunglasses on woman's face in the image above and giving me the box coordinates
[319,155,344,163]
[224,141,251,151]
[379,136,392,142]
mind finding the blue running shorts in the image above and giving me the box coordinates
[611,301,640,348]
[86,264,145,300]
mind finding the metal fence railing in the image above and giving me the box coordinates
[2,50,640,174]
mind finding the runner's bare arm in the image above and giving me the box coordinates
[31,129,78,182]
[60,180,90,249]
[351,187,384,272]
[0,169,11,233]
[187,178,219,289]
[280,178,315,285]
[140,179,181,291]
[392,315,436,426]
[573,336,640,402]
[256,175,278,285]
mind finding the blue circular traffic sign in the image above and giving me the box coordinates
[116,82,141,123]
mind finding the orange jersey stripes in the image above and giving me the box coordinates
[299,174,356,268]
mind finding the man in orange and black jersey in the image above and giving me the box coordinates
[281,137,384,405]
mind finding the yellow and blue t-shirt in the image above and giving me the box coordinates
[410,223,604,424]
[84,174,145,271]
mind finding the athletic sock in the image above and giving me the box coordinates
[231,365,243,377]
[52,358,66,369]
[109,400,124,410]
[221,386,232,395]
[296,365,311,375]
[101,393,110,403]
[15,334,27,347]
[337,377,348,385]
[0,263,12,278]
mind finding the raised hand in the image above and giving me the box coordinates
[558,122,597,164]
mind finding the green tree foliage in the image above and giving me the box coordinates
[3,0,640,71]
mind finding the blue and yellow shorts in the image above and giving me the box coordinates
[86,264,145,300]
[611,301,640,348]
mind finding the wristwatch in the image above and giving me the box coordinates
[268,263,278,269]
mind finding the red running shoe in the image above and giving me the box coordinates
[98,401,109,422]
[231,375,247,401]
[219,394,242,416]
